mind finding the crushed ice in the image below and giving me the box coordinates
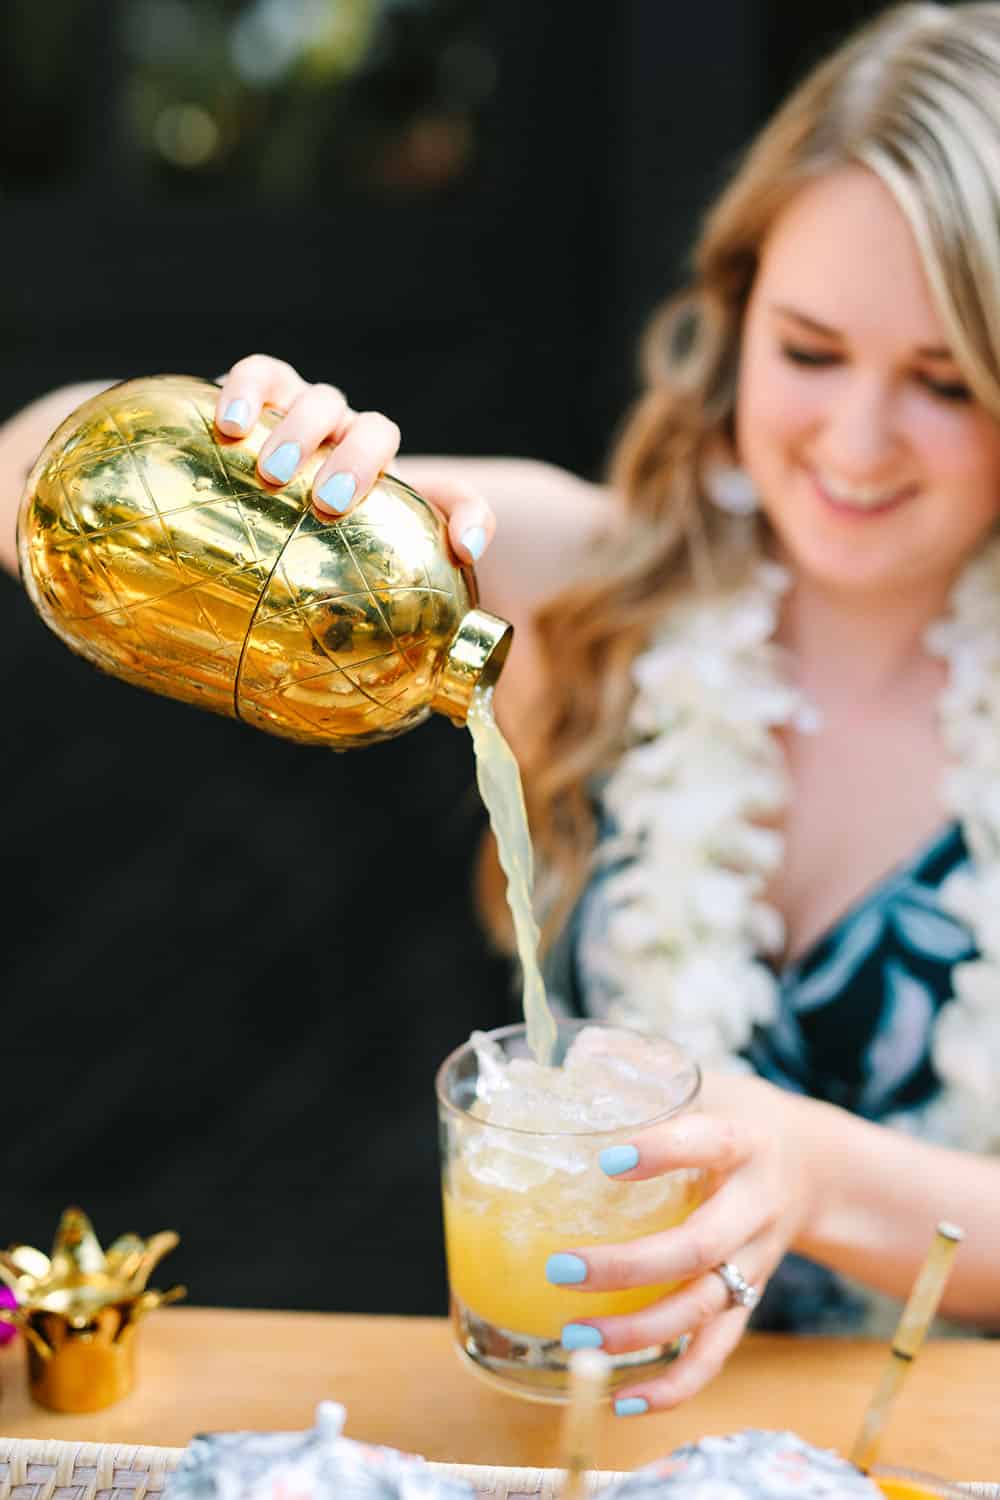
[461,1026,696,1192]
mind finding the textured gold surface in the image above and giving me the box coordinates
[17,374,512,748]
[0,1207,184,1412]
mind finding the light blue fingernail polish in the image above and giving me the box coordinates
[600,1145,639,1177]
[546,1253,587,1285]
[614,1397,649,1418]
[561,1324,603,1351]
[222,398,250,431]
[461,524,486,562]
[316,471,357,513]
[261,441,301,484]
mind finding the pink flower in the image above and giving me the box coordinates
[0,1286,18,1347]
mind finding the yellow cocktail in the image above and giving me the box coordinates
[443,1163,700,1338]
[436,1019,703,1402]
[872,1469,971,1500]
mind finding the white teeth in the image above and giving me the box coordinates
[815,471,905,508]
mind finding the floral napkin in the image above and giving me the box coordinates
[165,1402,475,1500]
[610,1430,883,1499]
[165,1411,882,1500]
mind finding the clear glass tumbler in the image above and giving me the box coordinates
[436,1018,703,1402]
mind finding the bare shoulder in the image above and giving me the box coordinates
[0,380,115,576]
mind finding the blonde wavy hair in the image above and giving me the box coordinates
[480,1,1000,952]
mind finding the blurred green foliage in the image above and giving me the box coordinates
[1,0,496,196]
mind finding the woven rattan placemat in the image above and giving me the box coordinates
[0,1439,995,1500]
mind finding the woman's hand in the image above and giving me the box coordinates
[549,1073,815,1414]
[214,354,497,564]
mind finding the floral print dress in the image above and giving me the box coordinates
[545,819,978,1334]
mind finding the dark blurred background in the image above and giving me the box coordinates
[2,0,898,1314]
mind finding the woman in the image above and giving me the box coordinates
[4,1,1000,1414]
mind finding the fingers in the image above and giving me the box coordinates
[553,1170,772,1293]
[312,410,400,517]
[612,1236,782,1413]
[212,357,400,522]
[612,1303,751,1415]
[406,472,497,563]
[561,1229,776,1357]
[256,383,353,490]
[566,1234,784,1416]
[599,1111,756,1183]
[215,354,308,436]
[547,1086,796,1415]
[211,357,496,560]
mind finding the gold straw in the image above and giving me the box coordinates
[850,1221,964,1472]
[560,1349,612,1500]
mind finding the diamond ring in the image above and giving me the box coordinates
[713,1260,761,1311]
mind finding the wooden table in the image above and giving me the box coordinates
[1,1308,997,1479]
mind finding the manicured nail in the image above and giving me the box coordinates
[600,1145,639,1177]
[461,524,486,562]
[546,1253,587,1285]
[221,398,250,434]
[261,441,301,484]
[614,1397,649,1417]
[316,472,357,514]
[561,1323,603,1351]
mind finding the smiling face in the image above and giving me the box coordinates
[735,165,1000,605]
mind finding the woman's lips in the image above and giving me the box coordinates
[808,468,917,517]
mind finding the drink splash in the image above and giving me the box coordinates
[466,684,557,1066]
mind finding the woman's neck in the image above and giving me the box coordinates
[775,570,953,711]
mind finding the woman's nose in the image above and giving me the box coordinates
[820,374,901,473]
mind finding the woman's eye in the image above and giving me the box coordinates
[779,344,839,367]
[921,375,972,403]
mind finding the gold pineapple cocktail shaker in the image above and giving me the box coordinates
[17,374,512,748]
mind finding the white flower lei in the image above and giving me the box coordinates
[591,541,1000,1155]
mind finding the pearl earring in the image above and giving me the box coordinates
[704,464,758,517]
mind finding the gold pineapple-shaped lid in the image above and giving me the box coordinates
[0,1206,185,1411]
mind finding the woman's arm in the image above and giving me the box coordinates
[0,381,114,576]
[395,455,611,754]
[792,1090,1000,1324]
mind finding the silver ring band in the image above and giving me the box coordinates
[714,1260,760,1311]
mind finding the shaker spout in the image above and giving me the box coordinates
[432,608,513,726]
